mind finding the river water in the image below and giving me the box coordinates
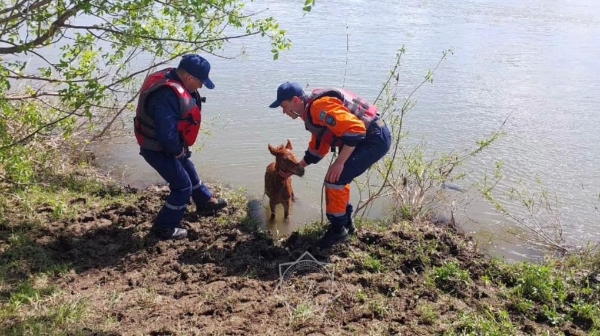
[92,0,600,262]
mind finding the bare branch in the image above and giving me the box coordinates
[32,97,85,117]
[3,91,62,100]
[0,98,88,150]
[16,47,59,70]
[93,92,137,140]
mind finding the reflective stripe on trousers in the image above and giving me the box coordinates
[325,183,350,217]
[322,119,392,227]
[139,148,212,229]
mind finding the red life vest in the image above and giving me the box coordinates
[134,68,202,151]
[304,88,379,149]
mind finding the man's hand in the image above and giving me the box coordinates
[325,162,344,183]
[325,145,353,183]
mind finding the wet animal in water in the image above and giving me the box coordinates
[264,139,305,220]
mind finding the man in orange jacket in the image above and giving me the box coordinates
[269,82,392,248]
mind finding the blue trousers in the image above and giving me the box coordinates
[325,120,392,229]
[140,148,213,230]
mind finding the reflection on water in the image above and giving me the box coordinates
[93,0,600,262]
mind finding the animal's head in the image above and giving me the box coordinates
[268,139,305,177]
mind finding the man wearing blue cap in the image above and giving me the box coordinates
[134,54,228,240]
[269,82,392,248]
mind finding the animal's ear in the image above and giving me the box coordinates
[268,144,277,155]
[285,139,293,150]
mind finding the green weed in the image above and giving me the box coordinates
[418,303,439,325]
[510,263,566,304]
[446,308,517,336]
[362,255,385,273]
[430,261,471,295]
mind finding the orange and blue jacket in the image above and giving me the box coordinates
[302,88,379,164]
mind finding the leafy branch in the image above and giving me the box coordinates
[0,0,306,184]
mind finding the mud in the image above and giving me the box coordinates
[3,184,581,335]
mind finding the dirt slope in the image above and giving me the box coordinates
[6,185,592,336]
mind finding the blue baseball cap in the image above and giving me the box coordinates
[269,82,305,108]
[178,54,215,89]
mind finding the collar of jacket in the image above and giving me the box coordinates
[166,69,197,96]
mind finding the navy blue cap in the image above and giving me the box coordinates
[178,54,215,89]
[269,82,305,108]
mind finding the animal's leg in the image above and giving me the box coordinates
[283,199,290,219]
[269,199,277,220]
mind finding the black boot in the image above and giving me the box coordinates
[316,226,349,248]
[151,227,188,240]
[317,214,350,248]
[196,197,228,216]
[346,204,356,235]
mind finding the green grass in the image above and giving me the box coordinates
[355,217,392,233]
[400,237,440,272]
[429,261,472,295]
[445,308,518,336]
[2,177,136,225]
[0,168,135,336]
[509,263,566,304]
[571,299,600,326]
[418,303,439,325]
[297,221,326,240]
[4,281,55,313]
[367,294,389,318]
[0,276,88,336]
[290,302,318,326]
[361,255,385,273]
[1,299,88,336]
[355,289,368,303]
[1,231,57,278]
[491,255,600,331]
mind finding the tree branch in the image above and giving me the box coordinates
[0,0,52,24]
[33,95,118,116]
[0,2,82,54]
[0,97,88,150]
[6,74,107,83]
[106,49,203,90]
[60,23,261,45]
[93,92,138,140]
[3,91,62,100]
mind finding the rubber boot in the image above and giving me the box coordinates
[317,214,350,248]
[346,204,356,235]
